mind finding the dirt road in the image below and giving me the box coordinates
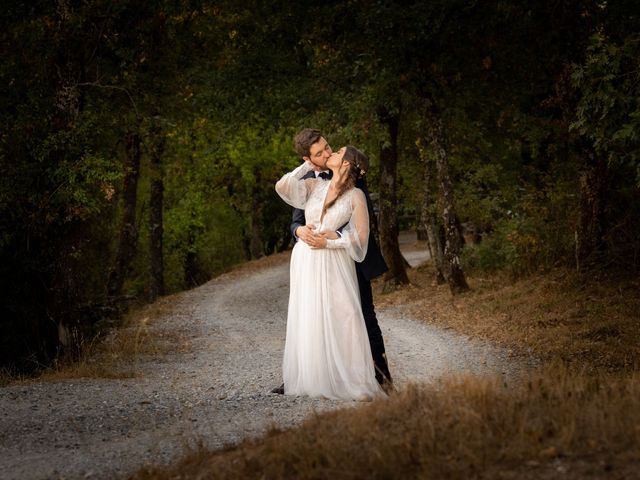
[0,237,530,479]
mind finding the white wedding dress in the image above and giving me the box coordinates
[275,162,384,400]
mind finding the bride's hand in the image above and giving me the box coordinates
[318,230,338,240]
[307,232,327,249]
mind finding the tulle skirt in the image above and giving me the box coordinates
[283,241,384,400]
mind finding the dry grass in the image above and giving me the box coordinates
[132,366,640,480]
[0,366,27,386]
[375,264,640,374]
[16,294,191,384]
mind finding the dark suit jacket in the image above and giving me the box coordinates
[290,174,388,281]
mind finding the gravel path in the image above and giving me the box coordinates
[0,238,533,480]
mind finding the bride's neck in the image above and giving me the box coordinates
[329,169,348,189]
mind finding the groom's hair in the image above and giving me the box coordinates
[293,128,323,157]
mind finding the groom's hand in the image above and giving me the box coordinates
[295,225,316,244]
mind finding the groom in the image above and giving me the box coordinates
[272,128,393,393]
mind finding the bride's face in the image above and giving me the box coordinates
[327,147,347,171]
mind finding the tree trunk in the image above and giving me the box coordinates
[436,225,448,282]
[421,94,469,294]
[107,130,141,298]
[149,129,165,300]
[416,140,447,284]
[575,154,607,271]
[377,106,410,288]
[249,170,264,260]
[184,224,199,288]
[55,0,82,119]
[52,0,86,355]
[416,222,428,241]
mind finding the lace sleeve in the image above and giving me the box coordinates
[275,161,315,209]
[326,188,369,262]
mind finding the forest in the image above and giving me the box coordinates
[1,0,639,373]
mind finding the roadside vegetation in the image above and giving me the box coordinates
[0,295,188,386]
[133,372,639,479]
[379,262,640,375]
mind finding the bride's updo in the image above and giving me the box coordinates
[344,145,369,180]
[323,145,369,215]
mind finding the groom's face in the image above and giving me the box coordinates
[305,137,332,170]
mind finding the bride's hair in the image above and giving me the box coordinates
[322,145,369,215]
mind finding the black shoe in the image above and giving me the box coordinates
[381,380,396,395]
[271,383,284,395]
[374,356,392,387]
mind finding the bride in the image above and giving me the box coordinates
[275,145,384,401]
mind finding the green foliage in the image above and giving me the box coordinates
[571,32,640,184]
[223,122,300,254]
[3,0,640,370]
[463,175,578,275]
[163,195,245,292]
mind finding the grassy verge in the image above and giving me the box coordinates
[375,264,640,374]
[133,367,640,479]
[0,294,190,385]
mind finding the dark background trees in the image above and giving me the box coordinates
[1,0,638,372]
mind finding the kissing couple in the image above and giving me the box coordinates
[273,128,393,401]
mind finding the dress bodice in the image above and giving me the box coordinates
[275,162,370,262]
[304,181,354,231]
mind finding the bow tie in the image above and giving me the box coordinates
[318,171,331,180]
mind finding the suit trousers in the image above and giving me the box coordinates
[356,266,392,384]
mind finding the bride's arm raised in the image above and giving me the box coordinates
[325,188,369,262]
[274,161,316,209]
